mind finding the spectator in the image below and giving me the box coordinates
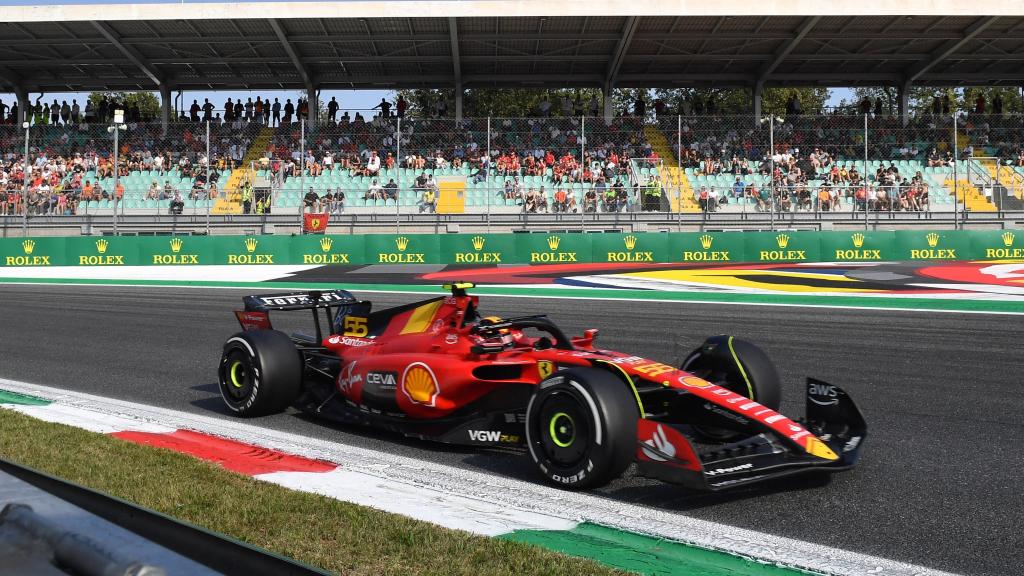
[169,190,184,214]
[384,178,398,201]
[419,188,436,213]
[303,187,320,212]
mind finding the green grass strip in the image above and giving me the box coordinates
[504,523,815,576]
[2,276,1024,314]
[0,409,621,576]
[0,389,51,405]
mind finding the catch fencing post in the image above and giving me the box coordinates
[769,115,775,232]
[21,121,29,235]
[395,116,401,234]
[206,120,211,234]
[864,113,869,230]
[299,117,306,233]
[952,112,960,230]
[580,114,585,231]
[677,114,682,232]
[486,116,491,233]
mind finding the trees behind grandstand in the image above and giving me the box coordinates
[87,91,160,121]
[392,87,830,117]
[847,86,1022,115]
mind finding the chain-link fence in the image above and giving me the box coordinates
[3,112,1024,233]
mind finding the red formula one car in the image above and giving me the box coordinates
[218,284,866,490]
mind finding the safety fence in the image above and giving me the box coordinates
[3,229,1022,267]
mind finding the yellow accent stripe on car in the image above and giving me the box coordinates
[727,336,755,400]
[595,360,645,416]
[399,300,444,335]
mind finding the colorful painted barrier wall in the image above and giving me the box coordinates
[1,230,1022,267]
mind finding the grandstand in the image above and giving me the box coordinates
[2,13,1024,232]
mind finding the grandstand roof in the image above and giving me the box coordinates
[1,14,1024,93]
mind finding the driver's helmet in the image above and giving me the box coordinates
[479,316,515,348]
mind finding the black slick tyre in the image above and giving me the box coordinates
[218,330,301,417]
[682,335,781,441]
[525,367,639,489]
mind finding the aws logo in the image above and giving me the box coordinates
[758,233,807,261]
[302,236,351,264]
[530,235,577,263]
[910,232,956,259]
[681,233,731,262]
[78,238,125,265]
[606,234,654,262]
[152,237,200,264]
[834,233,881,261]
[454,235,503,263]
[379,236,426,263]
[228,237,274,264]
[4,239,51,266]
[985,231,1024,258]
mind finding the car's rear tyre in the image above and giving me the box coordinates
[682,336,781,441]
[218,330,301,417]
[526,367,638,489]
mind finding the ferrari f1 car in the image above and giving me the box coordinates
[218,283,866,490]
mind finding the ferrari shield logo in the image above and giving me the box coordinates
[537,361,554,379]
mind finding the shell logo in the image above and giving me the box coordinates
[402,363,439,406]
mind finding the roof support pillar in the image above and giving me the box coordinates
[898,80,912,127]
[449,18,463,121]
[454,85,463,121]
[752,81,764,127]
[159,83,171,136]
[603,82,614,123]
[15,86,28,125]
[307,87,318,125]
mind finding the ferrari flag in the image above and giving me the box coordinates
[303,212,329,234]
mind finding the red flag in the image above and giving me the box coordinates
[303,212,329,233]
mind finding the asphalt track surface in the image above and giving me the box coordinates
[0,284,1019,576]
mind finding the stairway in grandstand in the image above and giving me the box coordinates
[211,126,275,215]
[974,157,1024,209]
[643,125,700,212]
[949,129,997,212]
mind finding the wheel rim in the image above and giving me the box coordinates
[549,412,575,448]
[229,361,246,388]
[535,390,590,468]
[222,350,253,401]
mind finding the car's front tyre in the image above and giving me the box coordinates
[218,330,301,417]
[525,367,638,489]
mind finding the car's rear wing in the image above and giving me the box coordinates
[236,290,364,342]
[243,290,358,312]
